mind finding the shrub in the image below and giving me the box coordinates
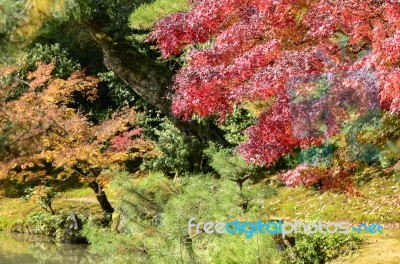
[25,186,58,215]
[286,232,363,264]
[83,170,281,263]
[141,119,201,175]
[220,106,256,145]
[17,43,80,79]
[27,212,61,236]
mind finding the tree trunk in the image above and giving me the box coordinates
[88,180,114,214]
[84,21,229,146]
[47,202,55,215]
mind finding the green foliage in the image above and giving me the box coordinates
[204,143,256,180]
[83,0,147,38]
[34,18,105,74]
[342,111,383,163]
[220,106,256,144]
[141,119,201,175]
[97,71,152,113]
[358,112,400,168]
[136,110,164,140]
[207,234,281,264]
[0,0,25,64]
[0,179,26,198]
[111,171,176,228]
[26,186,58,215]
[83,170,281,263]
[83,171,180,263]
[129,0,190,30]
[98,71,137,108]
[0,0,69,64]
[27,211,88,243]
[17,43,80,79]
[27,212,61,236]
[287,232,363,264]
[0,0,23,36]
[83,221,144,263]
[204,144,276,212]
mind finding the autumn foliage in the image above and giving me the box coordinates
[0,62,154,209]
[147,0,400,192]
[280,164,356,193]
[148,0,400,192]
[150,1,400,165]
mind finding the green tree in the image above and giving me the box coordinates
[84,170,279,263]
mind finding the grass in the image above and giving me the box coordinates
[263,175,400,224]
[59,187,95,199]
[0,198,38,230]
[262,171,400,263]
[129,0,190,30]
[0,187,108,231]
[329,228,400,264]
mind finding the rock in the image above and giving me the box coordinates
[58,212,87,244]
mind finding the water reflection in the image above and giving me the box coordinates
[0,232,100,264]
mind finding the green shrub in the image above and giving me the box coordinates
[17,43,80,79]
[98,71,138,109]
[220,106,256,144]
[83,170,281,263]
[141,119,201,175]
[27,212,61,236]
[27,186,58,215]
[286,232,363,264]
[204,143,257,180]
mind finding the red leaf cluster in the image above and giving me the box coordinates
[108,128,144,153]
[280,164,356,194]
[150,0,400,166]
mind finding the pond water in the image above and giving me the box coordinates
[0,232,101,264]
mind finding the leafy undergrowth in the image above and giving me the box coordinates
[0,187,106,231]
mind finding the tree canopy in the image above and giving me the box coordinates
[150,0,400,167]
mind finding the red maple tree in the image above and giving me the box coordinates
[149,0,400,168]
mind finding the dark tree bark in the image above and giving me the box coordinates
[84,21,229,146]
[47,202,55,215]
[88,180,114,215]
[74,166,114,214]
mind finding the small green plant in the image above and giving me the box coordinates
[283,231,363,263]
[98,71,138,109]
[26,186,58,215]
[83,170,281,263]
[27,212,61,236]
